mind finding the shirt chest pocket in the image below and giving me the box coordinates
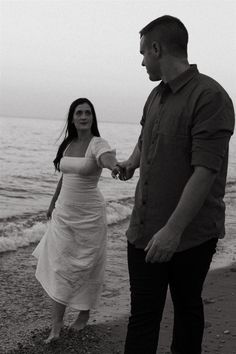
[150,111,192,155]
[157,110,191,137]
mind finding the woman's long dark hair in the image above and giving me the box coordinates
[53,98,100,171]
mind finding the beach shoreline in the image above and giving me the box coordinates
[0,219,236,354]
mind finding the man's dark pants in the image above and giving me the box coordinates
[124,238,217,354]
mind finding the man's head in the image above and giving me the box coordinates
[139,15,189,81]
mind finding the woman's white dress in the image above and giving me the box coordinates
[32,137,114,310]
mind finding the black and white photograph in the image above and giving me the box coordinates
[0,0,235,353]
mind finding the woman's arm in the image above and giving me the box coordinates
[99,152,118,171]
[47,175,63,219]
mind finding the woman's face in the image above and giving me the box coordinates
[73,103,93,132]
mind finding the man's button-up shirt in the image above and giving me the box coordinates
[126,65,235,252]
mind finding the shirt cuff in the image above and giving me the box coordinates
[191,150,224,172]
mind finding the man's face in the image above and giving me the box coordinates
[140,35,161,81]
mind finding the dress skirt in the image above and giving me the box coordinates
[33,178,107,310]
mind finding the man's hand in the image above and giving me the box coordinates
[145,223,182,263]
[111,161,135,181]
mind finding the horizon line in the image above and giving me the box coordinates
[0,114,139,126]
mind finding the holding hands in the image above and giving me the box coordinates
[112,143,140,181]
[111,161,136,181]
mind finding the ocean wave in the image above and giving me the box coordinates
[0,211,46,225]
[0,187,54,199]
[106,199,133,224]
[5,175,43,181]
[0,186,29,194]
[0,198,134,254]
[1,194,29,199]
[226,179,236,188]
[0,196,236,270]
[0,222,46,252]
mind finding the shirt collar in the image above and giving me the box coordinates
[167,64,199,94]
[155,80,168,94]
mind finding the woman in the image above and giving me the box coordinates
[33,98,118,343]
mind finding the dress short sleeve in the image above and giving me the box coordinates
[91,137,116,167]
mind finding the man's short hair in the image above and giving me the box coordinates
[140,15,188,58]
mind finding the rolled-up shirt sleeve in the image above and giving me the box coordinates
[191,90,235,172]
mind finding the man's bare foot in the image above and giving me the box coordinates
[70,310,90,331]
[44,322,63,344]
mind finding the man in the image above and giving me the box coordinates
[114,15,235,354]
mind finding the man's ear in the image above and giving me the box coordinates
[152,41,161,57]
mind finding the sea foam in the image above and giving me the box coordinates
[0,199,133,254]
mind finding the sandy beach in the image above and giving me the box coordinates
[0,218,236,354]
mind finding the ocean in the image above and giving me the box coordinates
[0,116,236,269]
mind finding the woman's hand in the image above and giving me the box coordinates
[112,161,135,181]
[111,165,122,179]
[46,205,55,220]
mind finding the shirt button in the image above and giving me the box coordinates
[144,181,148,185]
[142,200,146,205]
[140,220,144,225]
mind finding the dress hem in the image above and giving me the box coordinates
[35,274,101,311]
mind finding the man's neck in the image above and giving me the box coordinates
[161,57,190,83]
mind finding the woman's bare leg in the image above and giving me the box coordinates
[70,310,90,331]
[45,300,66,343]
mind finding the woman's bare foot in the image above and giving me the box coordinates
[70,310,90,331]
[44,322,63,344]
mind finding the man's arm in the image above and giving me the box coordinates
[145,166,217,263]
[145,88,234,263]
[112,143,141,180]
[125,143,141,170]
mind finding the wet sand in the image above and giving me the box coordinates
[0,219,236,353]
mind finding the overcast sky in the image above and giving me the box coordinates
[1,0,235,123]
